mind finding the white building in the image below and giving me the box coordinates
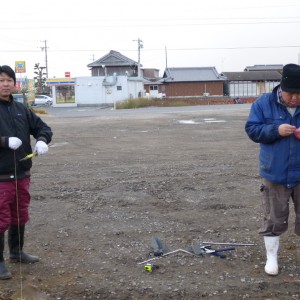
[46,75,144,107]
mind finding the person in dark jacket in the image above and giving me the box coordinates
[0,65,53,279]
[245,63,300,276]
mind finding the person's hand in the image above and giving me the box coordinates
[34,141,48,155]
[294,128,300,140]
[8,137,22,150]
[278,124,296,137]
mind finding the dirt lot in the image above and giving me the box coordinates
[1,105,300,300]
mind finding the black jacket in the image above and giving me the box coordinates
[0,96,53,180]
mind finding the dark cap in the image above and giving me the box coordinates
[281,63,300,93]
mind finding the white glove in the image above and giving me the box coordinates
[8,137,22,150]
[34,140,48,155]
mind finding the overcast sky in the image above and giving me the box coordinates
[1,0,300,79]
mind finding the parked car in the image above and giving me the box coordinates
[12,94,25,103]
[32,95,53,106]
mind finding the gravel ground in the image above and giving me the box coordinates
[1,105,300,300]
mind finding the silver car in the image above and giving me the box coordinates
[33,95,53,106]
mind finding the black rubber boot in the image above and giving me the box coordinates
[8,225,39,264]
[0,232,12,280]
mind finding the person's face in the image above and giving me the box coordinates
[0,72,15,101]
[282,90,300,108]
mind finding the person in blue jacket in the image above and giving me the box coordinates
[245,63,300,276]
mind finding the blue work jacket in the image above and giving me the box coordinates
[245,86,300,188]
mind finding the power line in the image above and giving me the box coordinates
[1,45,300,53]
[0,19,300,30]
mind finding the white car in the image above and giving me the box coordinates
[33,95,53,106]
[12,94,25,103]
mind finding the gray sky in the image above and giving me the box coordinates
[1,0,300,79]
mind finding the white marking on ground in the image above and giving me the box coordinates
[204,120,226,123]
[178,120,202,124]
[178,119,227,124]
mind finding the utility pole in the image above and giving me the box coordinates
[165,46,168,69]
[40,40,48,78]
[133,38,143,77]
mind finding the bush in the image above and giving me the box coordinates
[116,98,153,109]
[115,96,256,109]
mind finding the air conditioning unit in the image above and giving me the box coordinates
[203,92,210,97]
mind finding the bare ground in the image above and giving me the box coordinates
[1,105,300,300]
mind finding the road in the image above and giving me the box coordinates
[44,103,252,118]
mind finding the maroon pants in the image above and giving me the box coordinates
[0,178,31,233]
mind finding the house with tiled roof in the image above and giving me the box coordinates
[244,64,283,73]
[87,50,140,77]
[86,50,284,100]
[159,67,225,97]
[222,71,282,97]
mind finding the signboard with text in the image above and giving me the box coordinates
[15,61,26,73]
[46,78,75,86]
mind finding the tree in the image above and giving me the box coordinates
[34,63,47,93]
[20,85,28,106]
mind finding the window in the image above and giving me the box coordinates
[117,86,122,91]
[56,85,75,103]
[230,81,257,97]
[150,85,158,91]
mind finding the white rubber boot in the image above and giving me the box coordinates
[264,236,279,276]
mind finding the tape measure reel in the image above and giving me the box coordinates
[144,263,159,272]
